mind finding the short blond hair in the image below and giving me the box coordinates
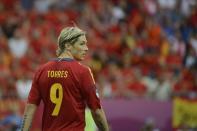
[56,27,85,56]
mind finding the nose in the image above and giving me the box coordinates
[84,45,88,51]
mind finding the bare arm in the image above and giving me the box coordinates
[21,104,37,131]
[91,108,109,131]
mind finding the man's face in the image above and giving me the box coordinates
[71,35,88,61]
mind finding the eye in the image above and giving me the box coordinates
[80,42,85,45]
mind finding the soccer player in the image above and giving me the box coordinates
[21,27,109,131]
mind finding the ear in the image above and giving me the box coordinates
[64,44,72,50]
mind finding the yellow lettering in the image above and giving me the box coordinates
[51,71,54,77]
[48,70,68,78]
[48,71,50,77]
[58,71,62,77]
[64,71,68,78]
[50,83,63,116]
[55,71,58,77]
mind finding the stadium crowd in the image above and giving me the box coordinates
[0,0,196,102]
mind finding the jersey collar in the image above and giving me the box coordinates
[51,58,75,62]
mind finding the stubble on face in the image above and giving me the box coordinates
[71,35,88,60]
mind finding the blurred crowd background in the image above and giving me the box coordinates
[0,0,196,101]
[0,0,196,130]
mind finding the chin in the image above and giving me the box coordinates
[74,55,85,61]
[75,57,84,61]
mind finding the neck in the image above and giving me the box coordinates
[58,51,74,59]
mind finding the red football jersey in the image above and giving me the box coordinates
[28,58,101,131]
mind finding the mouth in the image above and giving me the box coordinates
[82,53,87,56]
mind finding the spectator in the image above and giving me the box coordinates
[154,71,173,101]
[16,73,32,100]
[8,29,28,59]
[0,104,22,131]
[0,0,196,101]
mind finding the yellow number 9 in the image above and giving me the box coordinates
[50,83,63,116]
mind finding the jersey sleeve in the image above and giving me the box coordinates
[81,67,101,111]
[27,68,42,105]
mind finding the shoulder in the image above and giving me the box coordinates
[33,62,50,78]
[77,62,95,82]
[76,62,92,73]
[36,62,49,72]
